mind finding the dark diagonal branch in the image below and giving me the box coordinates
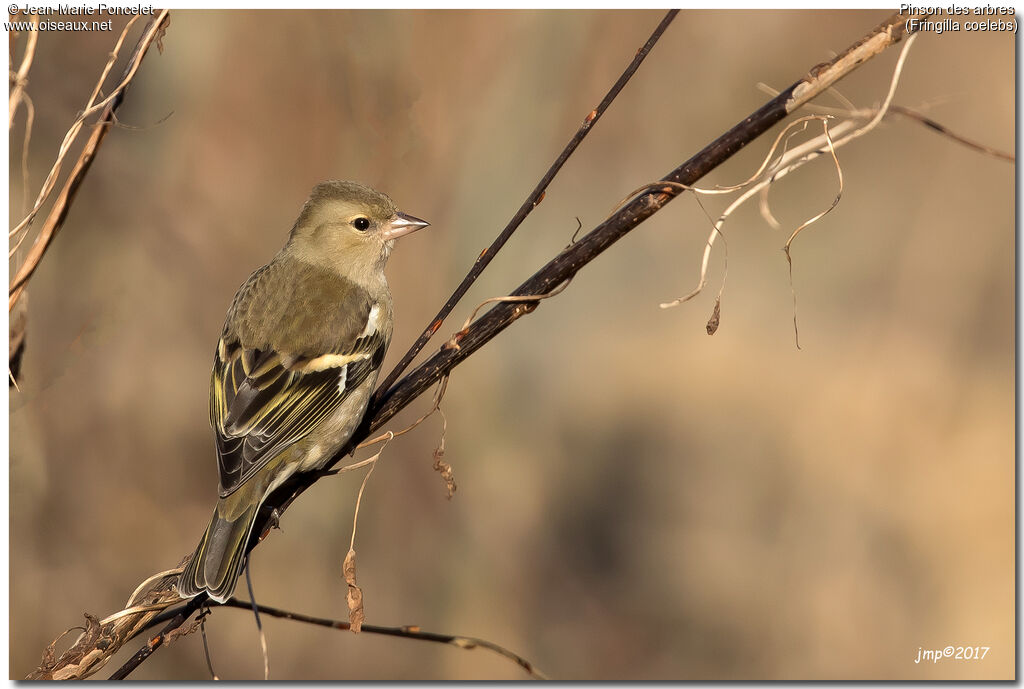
[306,10,921,488]
[31,11,922,680]
[252,5,922,620]
[372,9,679,398]
[106,597,206,681]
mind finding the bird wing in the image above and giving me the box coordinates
[210,325,387,497]
[209,259,391,497]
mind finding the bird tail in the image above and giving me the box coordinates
[177,501,261,603]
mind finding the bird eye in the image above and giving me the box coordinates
[352,217,370,231]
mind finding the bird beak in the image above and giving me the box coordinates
[382,212,430,241]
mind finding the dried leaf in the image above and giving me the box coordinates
[706,297,721,335]
[155,13,170,53]
[432,446,457,500]
[343,548,363,633]
[431,405,456,499]
[163,614,203,645]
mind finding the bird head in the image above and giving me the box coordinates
[287,180,429,277]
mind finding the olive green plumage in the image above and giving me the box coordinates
[178,180,428,603]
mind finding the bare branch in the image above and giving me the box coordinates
[9,14,142,244]
[215,599,549,680]
[8,12,39,128]
[105,597,205,681]
[889,104,1015,161]
[8,11,170,312]
[29,573,195,680]
[373,9,680,397]
[358,11,921,441]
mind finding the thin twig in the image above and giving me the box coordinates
[372,9,679,398]
[16,92,35,224]
[342,432,392,632]
[9,15,39,255]
[245,562,270,681]
[760,82,1015,164]
[123,568,184,610]
[658,33,920,317]
[8,13,39,128]
[199,610,218,680]
[889,104,1014,161]
[443,277,573,352]
[9,15,142,243]
[355,377,449,450]
[349,433,390,554]
[9,11,169,312]
[219,599,549,680]
[783,119,844,348]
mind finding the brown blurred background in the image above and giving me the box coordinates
[8,9,1014,680]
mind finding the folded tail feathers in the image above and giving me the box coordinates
[178,502,260,603]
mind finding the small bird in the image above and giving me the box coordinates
[178,180,429,603]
